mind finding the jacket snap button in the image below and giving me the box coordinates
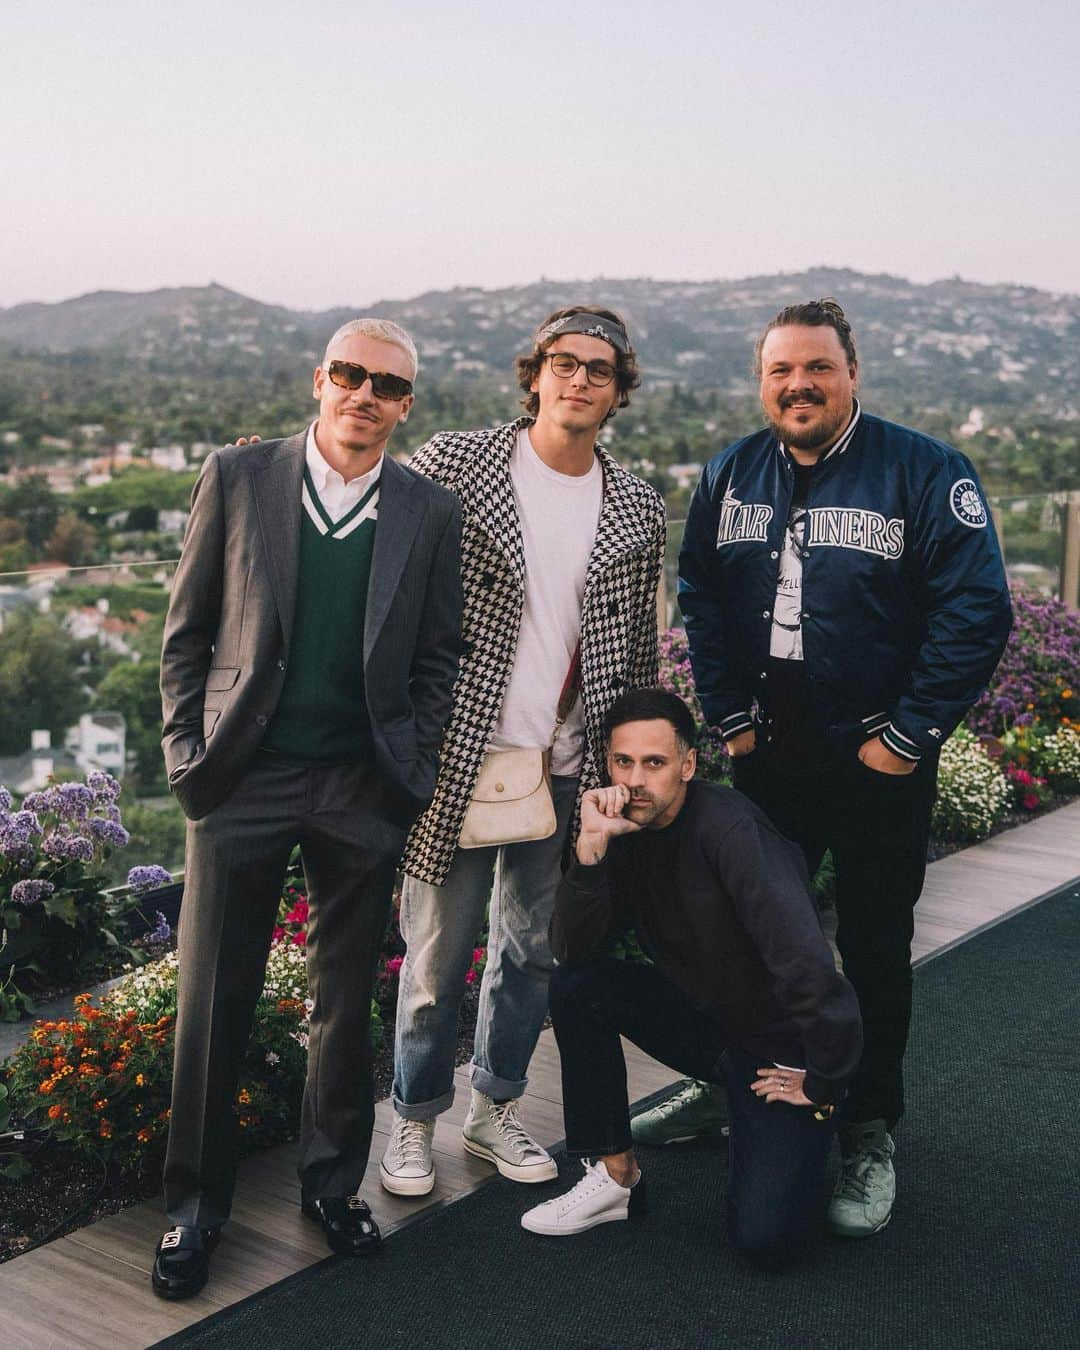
[495,783,505,793]
[277,659,286,671]
[770,551,779,560]
[256,715,268,726]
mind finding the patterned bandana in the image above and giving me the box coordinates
[535,312,630,355]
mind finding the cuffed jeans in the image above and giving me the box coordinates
[392,774,578,1118]
[550,959,838,1270]
[734,741,938,1129]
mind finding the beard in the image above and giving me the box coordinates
[766,397,852,454]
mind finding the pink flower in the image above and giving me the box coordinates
[464,969,476,985]
[1022,793,1040,810]
[383,955,404,979]
[287,899,310,924]
[292,931,307,947]
[271,926,285,942]
[472,947,486,964]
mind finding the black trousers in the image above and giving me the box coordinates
[550,961,837,1270]
[734,742,938,1129]
[163,754,404,1228]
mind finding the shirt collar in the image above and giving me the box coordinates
[305,421,383,496]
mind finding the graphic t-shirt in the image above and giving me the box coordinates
[488,427,603,777]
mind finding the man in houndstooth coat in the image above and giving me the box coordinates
[382,307,666,1197]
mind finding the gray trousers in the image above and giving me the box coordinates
[163,753,404,1228]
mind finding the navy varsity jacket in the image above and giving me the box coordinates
[677,412,1013,761]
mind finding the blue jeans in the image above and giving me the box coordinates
[550,959,838,1269]
[392,774,579,1118]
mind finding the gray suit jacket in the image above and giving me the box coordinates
[160,431,463,823]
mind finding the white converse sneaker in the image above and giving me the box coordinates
[379,1116,436,1196]
[461,1090,558,1183]
[521,1160,648,1236]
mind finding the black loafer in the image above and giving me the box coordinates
[302,1195,382,1255]
[151,1224,221,1300]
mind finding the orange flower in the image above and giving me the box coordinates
[137,1128,153,1145]
[47,1103,63,1120]
[98,1121,113,1139]
[110,1061,124,1072]
[93,1098,109,1112]
[39,1079,56,1094]
[1062,688,1073,699]
[135,1074,145,1087]
[237,1089,252,1106]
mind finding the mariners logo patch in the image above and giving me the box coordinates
[950,479,988,529]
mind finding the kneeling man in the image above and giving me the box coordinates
[521,690,862,1269]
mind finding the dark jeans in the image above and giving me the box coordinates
[734,742,938,1129]
[164,754,404,1228]
[549,960,837,1270]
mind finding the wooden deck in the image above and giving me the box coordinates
[2,799,1079,1350]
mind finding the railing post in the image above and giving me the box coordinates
[1061,491,1080,611]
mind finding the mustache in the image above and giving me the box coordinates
[780,391,826,409]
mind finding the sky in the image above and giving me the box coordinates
[2,0,1078,310]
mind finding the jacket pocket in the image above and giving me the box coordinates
[203,708,221,737]
[204,667,241,693]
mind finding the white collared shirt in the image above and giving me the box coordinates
[305,422,383,523]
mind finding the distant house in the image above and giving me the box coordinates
[0,715,126,794]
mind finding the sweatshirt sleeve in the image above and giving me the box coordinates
[550,857,628,967]
[707,812,863,1105]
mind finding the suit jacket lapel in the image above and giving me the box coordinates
[364,454,421,659]
[252,432,306,649]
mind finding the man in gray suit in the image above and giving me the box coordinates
[153,318,462,1300]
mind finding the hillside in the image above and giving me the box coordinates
[2,270,1078,421]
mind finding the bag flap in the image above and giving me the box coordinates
[471,749,547,803]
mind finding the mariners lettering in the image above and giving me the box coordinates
[716,495,774,547]
[806,508,904,559]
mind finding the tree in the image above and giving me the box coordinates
[46,512,99,566]
[96,657,165,788]
[0,611,89,754]
[0,475,59,553]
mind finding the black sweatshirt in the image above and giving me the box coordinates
[551,780,863,1105]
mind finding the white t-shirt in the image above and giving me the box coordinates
[489,427,603,776]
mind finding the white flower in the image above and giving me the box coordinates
[265,1051,280,1065]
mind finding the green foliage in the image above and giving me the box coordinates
[0,475,59,551]
[95,659,167,789]
[0,611,89,754]
[70,467,198,517]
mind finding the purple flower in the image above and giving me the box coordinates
[56,783,94,821]
[22,787,60,816]
[146,911,172,943]
[88,817,131,848]
[127,864,173,893]
[0,811,43,859]
[10,878,55,906]
[0,787,11,811]
[86,771,122,802]
[42,833,95,863]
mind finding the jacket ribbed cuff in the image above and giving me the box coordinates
[718,710,754,740]
[879,723,923,762]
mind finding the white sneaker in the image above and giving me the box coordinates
[379,1116,436,1196]
[461,1090,558,1183]
[521,1160,648,1236]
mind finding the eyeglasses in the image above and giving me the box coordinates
[326,360,413,402]
[542,352,617,387]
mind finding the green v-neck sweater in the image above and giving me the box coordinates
[262,468,378,760]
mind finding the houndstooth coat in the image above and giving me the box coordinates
[402,416,666,886]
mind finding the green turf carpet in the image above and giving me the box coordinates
[154,880,1080,1350]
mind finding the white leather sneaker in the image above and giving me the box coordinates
[380,1116,436,1196]
[521,1159,648,1236]
[461,1090,558,1183]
